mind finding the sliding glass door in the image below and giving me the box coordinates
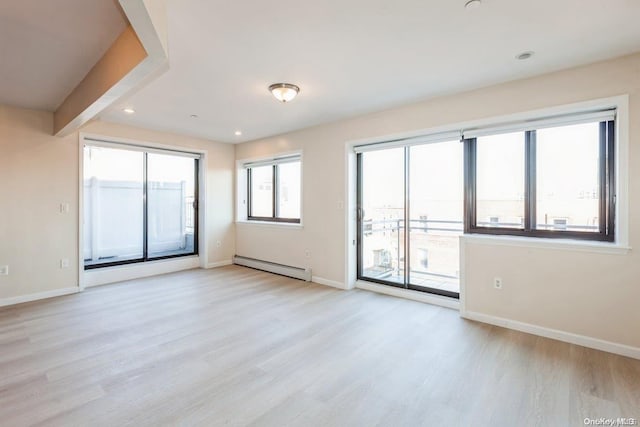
[357,140,462,298]
[83,146,145,266]
[408,142,463,296]
[84,144,199,269]
[147,153,198,258]
[358,148,406,285]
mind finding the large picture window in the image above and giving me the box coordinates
[355,108,617,299]
[464,117,615,241]
[83,143,199,269]
[245,156,301,223]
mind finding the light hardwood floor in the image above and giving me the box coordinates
[0,265,638,426]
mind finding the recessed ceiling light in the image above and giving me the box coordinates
[123,108,135,114]
[235,130,242,136]
[516,51,535,60]
[464,0,481,10]
[269,83,300,103]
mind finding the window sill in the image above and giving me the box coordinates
[84,255,200,271]
[461,234,631,255]
[236,220,303,229]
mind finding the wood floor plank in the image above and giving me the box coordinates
[0,265,637,427]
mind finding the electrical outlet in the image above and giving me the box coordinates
[493,277,503,290]
[0,265,8,276]
[216,240,222,248]
[304,249,311,258]
[60,259,70,269]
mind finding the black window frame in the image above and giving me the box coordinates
[84,147,200,270]
[247,162,301,224]
[464,120,615,242]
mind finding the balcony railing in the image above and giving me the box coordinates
[363,218,598,234]
[361,218,461,287]
[361,217,598,289]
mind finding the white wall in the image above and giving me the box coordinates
[235,53,640,349]
[0,107,79,300]
[0,106,235,302]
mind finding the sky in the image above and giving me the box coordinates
[361,121,600,226]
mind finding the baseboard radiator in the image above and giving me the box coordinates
[233,255,312,282]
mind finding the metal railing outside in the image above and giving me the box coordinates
[361,217,598,282]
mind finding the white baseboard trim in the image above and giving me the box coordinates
[463,310,640,360]
[84,256,200,288]
[312,276,347,290]
[0,287,79,308]
[356,280,460,310]
[206,260,233,269]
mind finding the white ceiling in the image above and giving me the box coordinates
[0,0,127,111]
[7,0,640,141]
[99,0,640,143]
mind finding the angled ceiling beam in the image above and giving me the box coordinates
[53,0,169,136]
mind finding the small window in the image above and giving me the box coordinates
[249,165,273,217]
[277,161,301,219]
[476,132,525,229]
[246,156,301,223]
[465,116,615,241]
[536,122,601,233]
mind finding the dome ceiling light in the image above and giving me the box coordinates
[269,83,300,103]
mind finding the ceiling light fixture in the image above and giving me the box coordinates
[464,0,481,9]
[235,130,242,136]
[190,114,198,119]
[269,83,300,103]
[516,51,535,60]
[123,108,135,114]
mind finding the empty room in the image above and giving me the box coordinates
[1,0,639,425]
